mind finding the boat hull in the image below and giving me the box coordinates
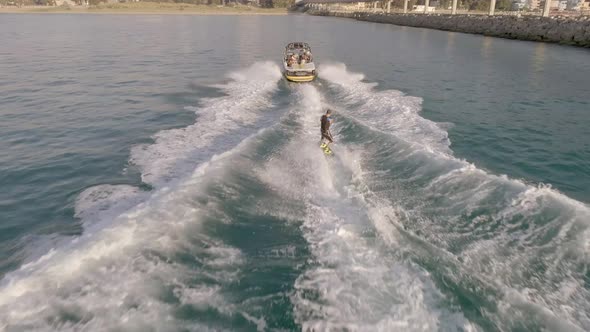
[284,73,316,83]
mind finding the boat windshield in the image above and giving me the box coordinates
[286,42,311,52]
[285,42,313,68]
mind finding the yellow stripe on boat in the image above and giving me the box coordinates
[284,74,316,83]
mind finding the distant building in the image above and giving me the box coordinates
[529,0,566,9]
[566,0,577,10]
[512,0,526,9]
[412,4,436,11]
[55,0,76,5]
[550,0,568,9]
[528,0,541,9]
[582,0,590,9]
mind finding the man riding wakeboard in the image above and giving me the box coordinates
[320,109,334,154]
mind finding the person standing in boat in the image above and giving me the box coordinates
[320,109,334,150]
[305,50,312,62]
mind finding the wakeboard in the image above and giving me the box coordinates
[320,143,333,156]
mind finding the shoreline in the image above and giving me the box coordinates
[0,4,289,15]
[307,10,590,48]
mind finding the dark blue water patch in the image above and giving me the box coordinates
[122,99,142,105]
[4,132,44,148]
[157,84,226,108]
[196,128,307,330]
[48,79,78,87]
[115,80,140,86]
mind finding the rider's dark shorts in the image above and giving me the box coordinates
[321,131,333,143]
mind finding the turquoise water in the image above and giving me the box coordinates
[1,14,589,331]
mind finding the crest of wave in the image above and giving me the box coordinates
[0,136,260,331]
[130,61,282,188]
[320,63,452,155]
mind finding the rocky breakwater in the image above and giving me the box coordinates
[308,9,590,47]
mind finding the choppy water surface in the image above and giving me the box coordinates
[1,14,589,331]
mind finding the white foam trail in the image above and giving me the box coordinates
[344,155,589,331]
[320,63,590,330]
[0,145,251,330]
[130,61,281,187]
[320,63,452,154]
[0,63,281,331]
[257,84,475,331]
[293,207,472,332]
[75,184,149,229]
[460,182,590,330]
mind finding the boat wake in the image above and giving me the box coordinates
[1,62,588,331]
[267,84,476,331]
[316,63,590,331]
[0,62,283,331]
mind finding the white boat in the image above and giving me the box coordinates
[283,42,317,83]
